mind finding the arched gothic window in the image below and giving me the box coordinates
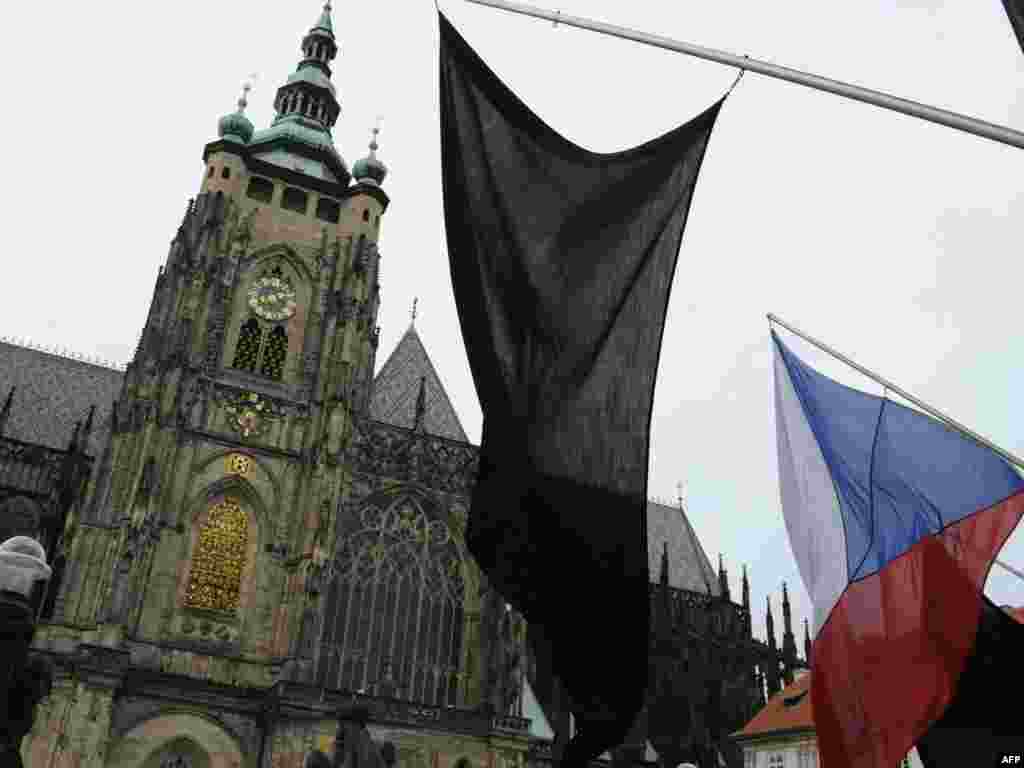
[260,326,288,380]
[185,498,248,612]
[232,318,263,373]
[318,496,465,706]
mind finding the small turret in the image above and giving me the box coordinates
[353,122,388,187]
[717,553,730,601]
[659,541,669,589]
[217,82,255,144]
[765,595,782,696]
[413,376,427,432]
[0,387,14,436]
[781,583,797,685]
[741,564,751,635]
[804,618,812,666]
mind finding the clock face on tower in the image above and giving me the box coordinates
[247,274,297,321]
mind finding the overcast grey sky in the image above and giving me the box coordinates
[2,0,1022,642]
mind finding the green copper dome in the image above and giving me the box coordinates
[218,87,255,143]
[353,125,387,186]
[218,110,254,143]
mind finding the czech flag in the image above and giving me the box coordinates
[772,330,1024,768]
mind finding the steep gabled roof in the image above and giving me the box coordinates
[0,341,122,457]
[369,325,469,443]
[647,500,719,593]
[733,671,813,740]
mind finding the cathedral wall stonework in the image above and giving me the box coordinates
[104,711,246,768]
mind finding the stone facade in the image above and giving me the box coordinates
[0,5,801,768]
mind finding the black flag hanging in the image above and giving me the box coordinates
[915,596,1024,768]
[439,12,723,767]
[1004,0,1024,53]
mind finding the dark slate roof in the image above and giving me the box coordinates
[0,341,123,458]
[647,500,719,594]
[369,325,469,443]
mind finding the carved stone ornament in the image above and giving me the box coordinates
[349,420,479,495]
[222,390,282,439]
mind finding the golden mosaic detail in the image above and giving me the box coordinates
[225,453,253,476]
[185,497,248,612]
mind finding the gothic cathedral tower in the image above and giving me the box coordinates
[56,0,386,684]
[18,5,541,767]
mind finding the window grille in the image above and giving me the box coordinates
[232,318,263,373]
[260,326,288,380]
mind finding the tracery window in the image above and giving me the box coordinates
[260,326,288,380]
[317,496,465,706]
[232,318,263,373]
[185,498,248,612]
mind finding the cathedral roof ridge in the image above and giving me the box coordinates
[646,496,720,595]
[0,336,127,372]
[0,340,122,455]
[369,324,469,444]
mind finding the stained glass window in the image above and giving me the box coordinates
[232,318,262,372]
[185,498,248,612]
[260,326,288,380]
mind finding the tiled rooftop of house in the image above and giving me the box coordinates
[734,672,813,739]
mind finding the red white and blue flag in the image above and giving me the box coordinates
[772,330,1024,768]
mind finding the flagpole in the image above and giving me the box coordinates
[766,313,1024,474]
[768,313,1024,582]
[462,0,1024,152]
[994,557,1024,583]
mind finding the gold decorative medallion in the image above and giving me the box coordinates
[226,453,253,476]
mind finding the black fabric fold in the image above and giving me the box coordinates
[915,596,1024,768]
[439,12,723,767]
[1003,0,1024,54]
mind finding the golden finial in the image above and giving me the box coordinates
[411,297,418,325]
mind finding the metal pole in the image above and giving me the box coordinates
[463,0,1024,152]
[994,557,1024,584]
[767,313,1024,472]
[769,314,1024,584]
